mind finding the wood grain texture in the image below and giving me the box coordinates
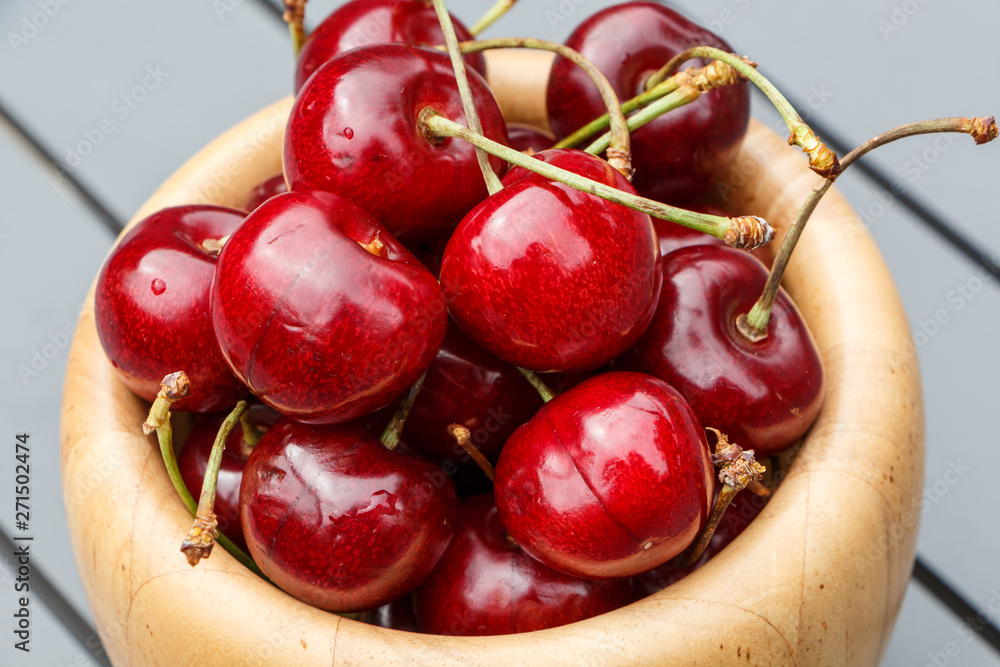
[59,50,923,666]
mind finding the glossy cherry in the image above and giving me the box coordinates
[633,489,767,596]
[211,190,447,424]
[413,494,632,635]
[240,418,457,612]
[402,322,544,468]
[439,149,661,372]
[359,595,420,633]
[243,173,287,212]
[495,372,714,579]
[506,123,555,155]
[285,44,509,242]
[294,0,485,93]
[546,2,750,204]
[94,205,248,412]
[177,402,279,552]
[614,245,824,456]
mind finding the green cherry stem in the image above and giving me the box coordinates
[420,110,775,250]
[516,368,556,403]
[457,37,632,177]
[181,400,247,567]
[737,115,999,341]
[469,0,519,36]
[431,0,503,194]
[142,374,264,577]
[143,371,194,514]
[381,373,428,451]
[649,46,840,178]
[282,0,308,58]
[556,57,752,152]
[238,409,264,456]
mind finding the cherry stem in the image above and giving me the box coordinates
[516,367,556,403]
[282,0,308,58]
[238,410,264,456]
[457,37,632,178]
[181,401,247,567]
[469,0,518,36]
[584,60,751,157]
[421,110,775,250]
[649,46,840,179]
[673,428,765,569]
[381,373,427,451]
[738,115,998,340]
[673,484,739,570]
[142,374,265,577]
[559,58,752,154]
[431,0,503,195]
[448,424,495,482]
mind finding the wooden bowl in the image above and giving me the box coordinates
[60,50,923,666]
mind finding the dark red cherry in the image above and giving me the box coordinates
[285,44,509,242]
[359,595,420,633]
[494,372,714,579]
[403,323,544,468]
[439,149,661,372]
[294,0,485,93]
[177,402,279,552]
[211,190,447,425]
[243,173,287,212]
[506,122,555,155]
[546,2,750,204]
[614,245,824,456]
[413,494,632,635]
[240,418,457,613]
[94,205,248,412]
[633,490,767,596]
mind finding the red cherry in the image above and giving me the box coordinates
[294,0,485,93]
[243,173,287,212]
[614,245,824,456]
[177,402,279,552]
[440,149,662,372]
[505,123,555,155]
[359,595,420,633]
[240,418,457,613]
[633,490,767,596]
[211,190,447,424]
[401,323,544,467]
[94,205,249,412]
[494,372,714,579]
[546,2,749,204]
[413,494,632,635]
[285,44,509,242]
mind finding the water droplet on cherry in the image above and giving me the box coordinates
[151,278,166,295]
[344,127,354,139]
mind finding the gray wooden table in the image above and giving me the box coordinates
[1,1,997,664]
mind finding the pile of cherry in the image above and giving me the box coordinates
[92,0,995,637]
